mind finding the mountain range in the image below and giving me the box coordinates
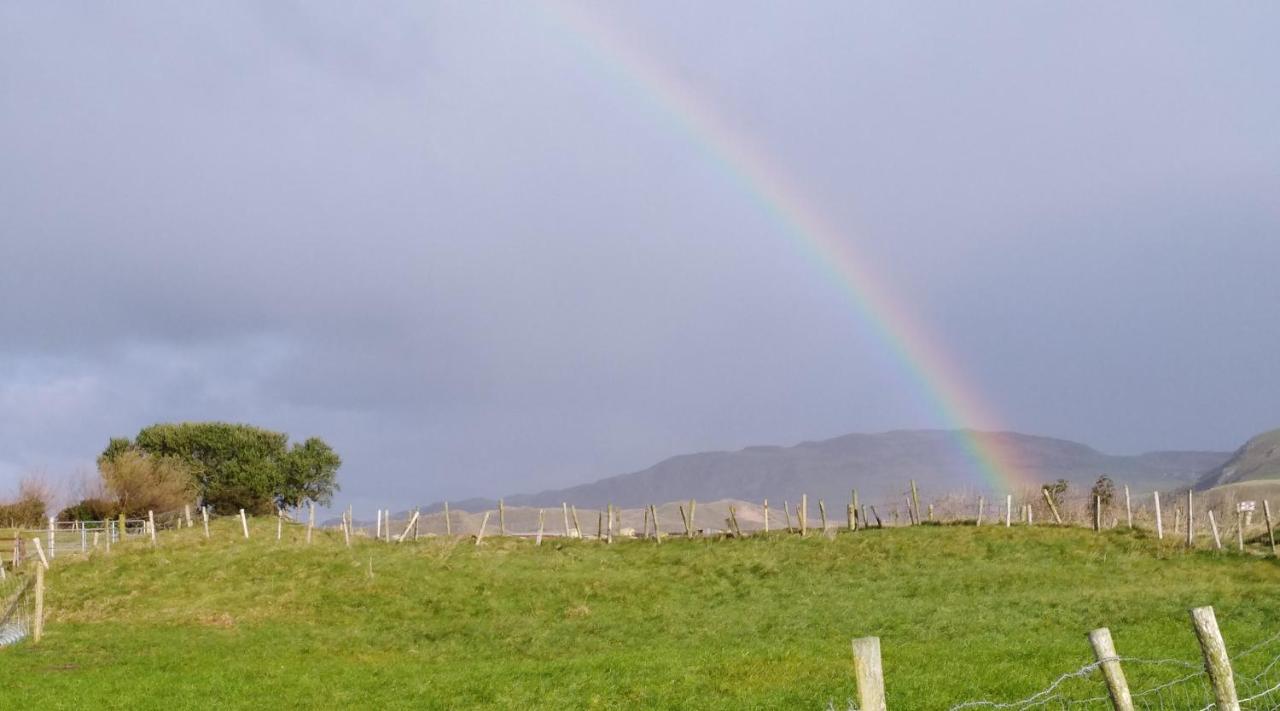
[437,429,1231,512]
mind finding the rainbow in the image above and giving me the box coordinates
[537,3,1031,493]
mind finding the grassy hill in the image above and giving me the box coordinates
[447,430,1227,513]
[3,518,1280,709]
[1197,427,1280,490]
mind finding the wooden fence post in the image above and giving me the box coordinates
[852,489,860,530]
[397,511,420,543]
[688,500,696,535]
[818,500,828,533]
[869,505,883,528]
[1005,495,1012,528]
[1237,509,1245,552]
[475,511,490,546]
[1264,500,1277,557]
[184,505,192,528]
[851,636,887,711]
[1153,492,1163,539]
[562,503,571,539]
[1187,489,1194,548]
[976,497,984,526]
[498,499,506,537]
[1124,485,1132,529]
[149,510,157,545]
[202,506,210,539]
[342,511,351,547]
[444,502,452,536]
[1043,488,1063,524]
[536,509,545,546]
[239,509,249,539]
[31,537,49,570]
[307,503,315,544]
[1095,496,1102,532]
[32,563,44,645]
[800,495,808,537]
[651,504,662,543]
[48,517,55,560]
[1190,606,1239,711]
[571,506,582,539]
[910,479,921,527]
[763,499,770,534]
[848,503,855,531]
[597,511,604,541]
[1089,627,1134,711]
[375,509,382,540]
[276,508,283,541]
[1208,510,1223,550]
[783,501,792,532]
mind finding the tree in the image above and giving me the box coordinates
[99,449,196,517]
[101,422,341,514]
[1091,475,1116,510]
[281,438,341,508]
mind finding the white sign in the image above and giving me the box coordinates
[1238,501,1256,513]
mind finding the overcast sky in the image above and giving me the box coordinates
[2,2,1278,511]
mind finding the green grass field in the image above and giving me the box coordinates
[4,520,1280,709]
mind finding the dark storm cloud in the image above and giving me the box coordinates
[2,2,1278,510]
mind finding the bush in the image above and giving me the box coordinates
[59,497,117,521]
[0,477,53,527]
[99,450,196,517]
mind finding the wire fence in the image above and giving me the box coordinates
[0,574,35,648]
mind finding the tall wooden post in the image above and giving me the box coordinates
[1190,606,1239,711]
[1089,628,1133,711]
[909,479,921,527]
[1264,501,1277,557]
[818,500,828,532]
[148,510,157,545]
[1095,496,1102,532]
[443,501,452,536]
[498,499,506,537]
[1153,492,1163,540]
[800,495,808,537]
[852,489,860,530]
[1005,495,1012,528]
[562,503,571,539]
[1124,485,1132,529]
[976,497,984,526]
[306,503,315,544]
[1186,489,1195,547]
[276,508,283,541]
[536,509,545,546]
[763,499,769,534]
[33,563,45,645]
[851,637,886,711]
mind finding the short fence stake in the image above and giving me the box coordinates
[239,509,249,539]
[1190,606,1239,711]
[851,636,887,711]
[1088,627,1134,711]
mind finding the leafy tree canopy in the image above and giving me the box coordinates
[100,422,341,514]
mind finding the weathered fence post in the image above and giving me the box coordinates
[847,503,855,531]
[239,509,249,539]
[818,500,828,532]
[498,499,506,537]
[800,495,808,537]
[1124,485,1132,529]
[149,510,157,545]
[562,503,571,539]
[763,499,770,534]
[1153,492,1163,540]
[910,479,921,527]
[852,489,860,530]
[444,501,452,536]
[184,504,192,528]
[33,562,45,645]
[1088,627,1134,711]
[1190,606,1239,711]
[851,636,887,711]
[31,537,49,570]
[571,505,582,539]
[375,509,382,540]
[1095,496,1102,532]
[48,516,55,560]
[1043,488,1063,524]
[1208,510,1223,550]
[976,497,984,526]
[1264,500,1277,557]
[783,501,792,532]
[651,504,662,543]
[1187,489,1194,548]
[1237,509,1245,552]
[307,503,315,544]
[276,508,283,541]
[688,500,696,535]
[397,511,420,543]
[536,509,545,546]
[202,506,210,539]
[1005,494,1012,528]
[475,511,490,546]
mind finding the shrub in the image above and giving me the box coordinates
[0,476,53,527]
[59,497,117,521]
[99,450,196,517]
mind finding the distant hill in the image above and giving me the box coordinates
[1195,428,1280,490]
[432,430,1228,512]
